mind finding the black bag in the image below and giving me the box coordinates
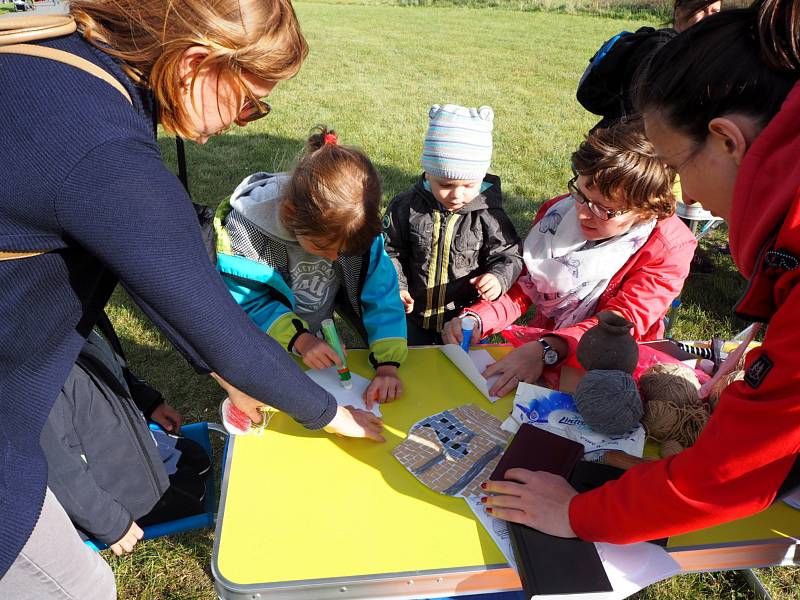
[576,27,677,130]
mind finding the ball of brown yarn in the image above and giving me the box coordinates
[642,400,680,439]
[643,399,709,446]
[639,363,700,406]
[709,369,746,410]
[660,439,684,457]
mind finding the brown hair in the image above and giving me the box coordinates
[280,127,382,257]
[637,0,800,145]
[70,0,308,138]
[571,119,676,220]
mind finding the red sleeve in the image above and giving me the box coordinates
[554,218,696,366]
[466,278,534,336]
[569,281,800,543]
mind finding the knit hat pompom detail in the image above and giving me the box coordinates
[422,104,494,181]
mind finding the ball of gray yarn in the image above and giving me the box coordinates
[574,369,643,435]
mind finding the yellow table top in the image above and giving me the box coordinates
[214,346,516,588]
[213,346,800,591]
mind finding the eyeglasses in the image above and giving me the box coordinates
[235,80,272,125]
[567,176,629,221]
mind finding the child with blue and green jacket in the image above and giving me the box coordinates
[215,128,407,405]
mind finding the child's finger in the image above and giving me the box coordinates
[386,379,402,401]
[363,386,375,409]
[323,344,342,367]
[444,320,462,344]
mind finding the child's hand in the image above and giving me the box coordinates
[110,521,143,556]
[442,317,483,345]
[295,333,343,370]
[470,273,502,301]
[363,365,403,409]
[150,402,183,433]
[399,290,414,314]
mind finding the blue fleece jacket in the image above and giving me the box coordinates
[0,32,336,577]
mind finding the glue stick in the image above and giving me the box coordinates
[321,318,352,389]
[460,316,476,352]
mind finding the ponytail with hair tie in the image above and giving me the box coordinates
[323,133,338,146]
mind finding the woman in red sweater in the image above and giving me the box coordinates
[483,0,800,542]
[443,120,696,396]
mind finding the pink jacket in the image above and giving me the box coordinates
[465,196,697,368]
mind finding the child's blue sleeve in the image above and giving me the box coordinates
[360,236,408,368]
[220,274,309,353]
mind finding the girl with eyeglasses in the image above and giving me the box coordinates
[482,0,800,544]
[215,127,408,408]
[0,0,382,596]
[443,120,697,398]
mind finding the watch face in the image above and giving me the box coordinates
[543,348,559,366]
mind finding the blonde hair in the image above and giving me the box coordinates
[70,0,308,137]
[281,127,382,257]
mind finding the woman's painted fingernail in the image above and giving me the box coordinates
[480,482,487,489]
[485,507,493,514]
[480,496,487,503]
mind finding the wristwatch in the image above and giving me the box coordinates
[538,338,560,366]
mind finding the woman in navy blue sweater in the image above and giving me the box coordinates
[0,0,382,596]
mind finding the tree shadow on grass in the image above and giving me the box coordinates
[157,131,418,212]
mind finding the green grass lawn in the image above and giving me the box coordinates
[106,2,797,598]
[0,4,17,13]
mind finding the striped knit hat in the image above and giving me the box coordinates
[421,104,494,181]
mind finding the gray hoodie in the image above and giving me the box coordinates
[230,172,340,333]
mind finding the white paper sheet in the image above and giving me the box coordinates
[526,541,680,600]
[464,495,517,569]
[305,368,381,417]
[440,345,501,402]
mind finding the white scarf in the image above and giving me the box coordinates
[521,196,656,328]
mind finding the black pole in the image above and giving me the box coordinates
[176,137,190,195]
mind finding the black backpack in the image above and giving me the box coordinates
[576,27,678,130]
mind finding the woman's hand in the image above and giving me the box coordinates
[150,402,183,433]
[363,365,403,409]
[211,372,267,424]
[109,521,144,556]
[294,332,343,370]
[442,316,483,345]
[482,469,578,538]
[324,404,385,442]
[482,342,544,396]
